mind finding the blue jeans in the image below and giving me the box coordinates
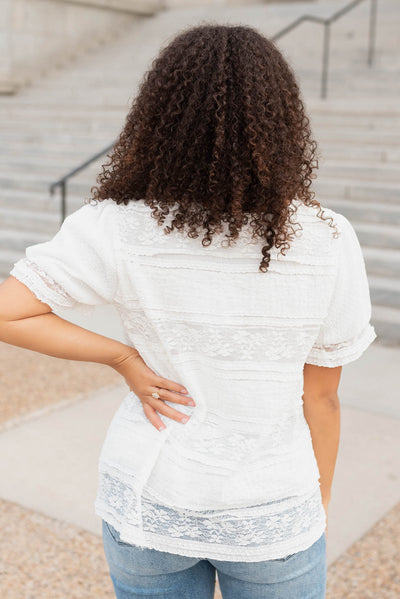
[102,519,327,598]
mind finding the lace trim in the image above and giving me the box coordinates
[10,257,95,314]
[95,467,326,561]
[117,310,321,362]
[305,323,377,367]
[10,258,75,308]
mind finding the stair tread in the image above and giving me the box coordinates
[367,275,400,291]
[371,304,400,324]
[323,199,400,214]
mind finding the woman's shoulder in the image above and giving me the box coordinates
[293,201,358,252]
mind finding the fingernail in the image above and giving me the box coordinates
[158,424,166,431]
[181,388,188,393]
[187,400,195,406]
[181,417,189,423]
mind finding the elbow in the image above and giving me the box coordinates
[302,391,340,410]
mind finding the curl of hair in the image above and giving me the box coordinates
[89,23,339,272]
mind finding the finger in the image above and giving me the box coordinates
[155,376,188,395]
[150,386,195,406]
[148,397,190,424]
[142,403,167,432]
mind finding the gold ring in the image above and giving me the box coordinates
[151,391,161,399]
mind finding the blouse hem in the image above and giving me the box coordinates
[95,500,327,562]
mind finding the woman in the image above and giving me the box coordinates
[0,23,376,599]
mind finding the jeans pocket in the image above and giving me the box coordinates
[274,531,325,563]
[103,519,134,547]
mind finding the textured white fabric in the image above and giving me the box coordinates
[10,197,377,561]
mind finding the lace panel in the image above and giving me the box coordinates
[118,309,321,363]
[95,466,326,561]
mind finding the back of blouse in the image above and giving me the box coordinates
[9,197,377,561]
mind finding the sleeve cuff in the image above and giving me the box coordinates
[305,323,377,368]
[9,257,76,312]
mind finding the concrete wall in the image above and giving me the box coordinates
[0,0,162,94]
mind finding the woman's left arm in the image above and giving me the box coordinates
[0,201,195,428]
[0,275,195,429]
[0,274,136,367]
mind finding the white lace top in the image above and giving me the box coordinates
[10,197,377,562]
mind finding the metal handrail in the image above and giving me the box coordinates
[271,0,378,99]
[49,142,115,225]
[49,0,379,223]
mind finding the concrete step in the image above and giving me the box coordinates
[314,178,400,205]
[321,198,400,226]
[363,247,400,279]
[310,114,400,128]
[306,103,400,119]
[352,221,400,251]
[0,162,101,177]
[0,148,107,163]
[0,188,69,212]
[369,275,400,310]
[313,122,400,134]
[0,118,122,131]
[317,145,400,164]
[312,129,400,146]
[0,132,116,145]
[0,173,95,195]
[0,188,87,215]
[0,206,60,234]
[0,227,52,252]
[318,161,400,183]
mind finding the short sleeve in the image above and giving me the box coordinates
[9,199,118,313]
[305,213,377,367]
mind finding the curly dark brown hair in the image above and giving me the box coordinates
[90,22,338,272]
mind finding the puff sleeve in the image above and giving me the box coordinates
[9,199,118,313]
[305,213,377,367]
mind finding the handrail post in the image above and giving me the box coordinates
[60,180,67,226]
[321,21,331,99]
[368,0,377,66]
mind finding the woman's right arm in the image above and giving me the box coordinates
[302,363,342,510]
